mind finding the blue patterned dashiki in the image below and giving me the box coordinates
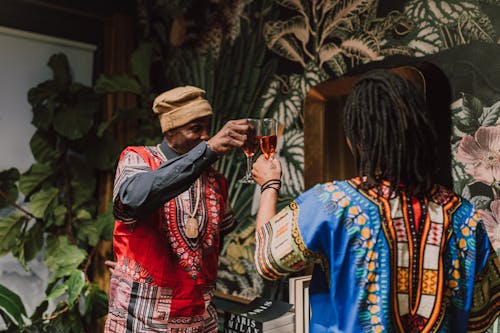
[255,178,500,333]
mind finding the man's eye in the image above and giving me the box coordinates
[191,126,202,133]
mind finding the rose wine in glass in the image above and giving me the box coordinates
[239,118,261,184]
[260,118,277,159]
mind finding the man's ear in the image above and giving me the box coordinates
[164,128,176,140]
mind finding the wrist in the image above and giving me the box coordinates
[205,141,220,157]
[261,186,280,194]
[260,179,281,194]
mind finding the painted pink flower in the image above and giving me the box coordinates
[479,200,500,251]
[456,126,500,184]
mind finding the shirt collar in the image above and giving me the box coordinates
[160,139,180,160]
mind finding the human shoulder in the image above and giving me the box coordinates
[120,145,159,156]
[296,180,352,205]
[118,145,165,168]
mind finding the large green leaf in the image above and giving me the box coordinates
[0,214,26,255]
[46,281,67,301]
[16,222,44,268]
[0,283,27,327]
[45,236,86,280]
[0,168,20,208]
[67,154,96,207]
[94,74,142,95]
[27,81,58,106]
[452,94,482,136]
[479,101,500,127]
[76,221,100,247]
[66,271,86,307]
[29,130,61,163]
[19,163,53,197]
[76,204,114,246]
[48,53,71,87]
[28,187,59,219]
[52,205,67,227]
[52,103,95,140]
[31,105,55,131]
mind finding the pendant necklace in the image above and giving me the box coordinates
[185,178,201,239]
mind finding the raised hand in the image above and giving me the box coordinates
[252,155,282,186]
[207,119,251,155]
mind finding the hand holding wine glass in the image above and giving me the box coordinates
[260,118,277,159]
[239,118,261,184]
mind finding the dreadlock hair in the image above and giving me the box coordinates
[343,69,438,196]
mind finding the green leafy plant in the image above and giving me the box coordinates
[404,0,498,56]
[263,0,413,76]
[0,53,116,331]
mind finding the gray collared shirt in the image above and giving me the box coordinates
[113,139,219,219]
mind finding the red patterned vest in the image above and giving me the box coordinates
[113,146,228,317]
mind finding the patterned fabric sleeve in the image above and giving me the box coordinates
[467,211,500,332]
[113,149,152,223]
[254,184,332,280]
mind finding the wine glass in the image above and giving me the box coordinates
[239,118,261,184]
[260,118,277,159]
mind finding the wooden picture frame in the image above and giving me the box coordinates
[303,61,452,190]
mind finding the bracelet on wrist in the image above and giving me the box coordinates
[261,186,280,194]
[261,179,281,188]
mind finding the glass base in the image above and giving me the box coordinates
[238,175,255,184]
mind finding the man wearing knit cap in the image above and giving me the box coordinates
[105,86,251,332]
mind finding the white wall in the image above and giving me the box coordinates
[0,26,95,322]
[0,26,95,172]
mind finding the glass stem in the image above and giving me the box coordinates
[246,156,252,178]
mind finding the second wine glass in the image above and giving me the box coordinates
[238,118,261,184]
[260,118,277,159]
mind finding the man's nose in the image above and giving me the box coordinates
[200,129,210,140]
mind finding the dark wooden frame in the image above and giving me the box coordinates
[303,61,452,190]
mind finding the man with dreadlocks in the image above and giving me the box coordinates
[251,69,499,332]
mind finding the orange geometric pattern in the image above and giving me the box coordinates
[397,268,409,292]
[422,270,438,295]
